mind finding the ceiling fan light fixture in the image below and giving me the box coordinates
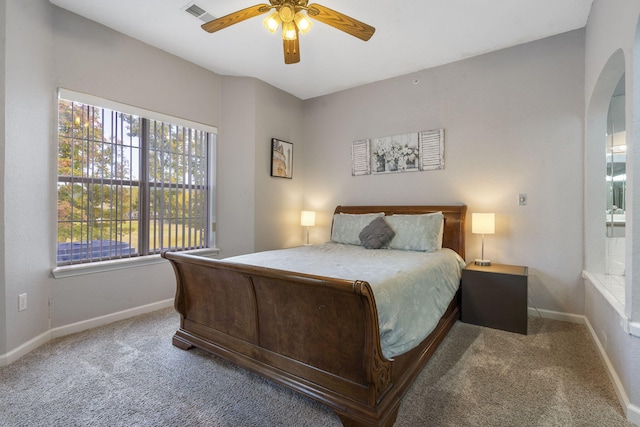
[293,11,312,34]
[263,11,281,33]
[200,1,375,64]
[282,21,297,40]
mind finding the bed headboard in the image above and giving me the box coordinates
[333,205,467,259]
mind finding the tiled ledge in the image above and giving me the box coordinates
[583,270,640,337]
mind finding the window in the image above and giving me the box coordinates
[56,90,216,266]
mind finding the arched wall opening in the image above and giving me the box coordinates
[585,49,625,281]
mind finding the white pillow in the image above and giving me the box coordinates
[331,213,385,246]
[385,212,444,251]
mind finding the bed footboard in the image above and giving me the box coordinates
[163,251,399,426]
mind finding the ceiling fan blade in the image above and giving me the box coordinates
[201,4,272,33]
[307,4,375,41]
[283,38,300,64]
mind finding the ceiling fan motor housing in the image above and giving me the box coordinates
[278,4,295,22]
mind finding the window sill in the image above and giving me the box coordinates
[51,248,220,279]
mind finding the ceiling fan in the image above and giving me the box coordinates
[201,0,375,64]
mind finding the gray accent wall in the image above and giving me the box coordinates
[303,30,585,315]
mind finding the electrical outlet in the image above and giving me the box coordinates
[19,293,27,311]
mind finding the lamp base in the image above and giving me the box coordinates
[474,259,491,266]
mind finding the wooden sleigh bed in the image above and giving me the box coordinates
[162,205,466,426]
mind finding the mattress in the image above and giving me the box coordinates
[223,242,465,358]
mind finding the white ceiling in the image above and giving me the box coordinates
[49,0,594,100]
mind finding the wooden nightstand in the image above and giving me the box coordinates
[461,263,528,334]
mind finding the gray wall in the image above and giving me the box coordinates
[303,30,585,315]
[218,76,258,258]
[49,6,222,327]
[584,0,640,417]
[0,0,6,357]
[217,76,304,257]
[0,0,304,360]
[254,81,305,251]
[3,0,54,357]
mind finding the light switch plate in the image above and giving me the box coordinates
[519,194,527,206]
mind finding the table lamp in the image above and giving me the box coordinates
[300,210,316,245]
[472,213,495,266]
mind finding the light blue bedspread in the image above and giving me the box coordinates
[223,243,465,359]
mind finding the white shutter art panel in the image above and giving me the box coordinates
[419,129,444,171]
[352,139,371,176]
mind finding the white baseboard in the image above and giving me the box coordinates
[528,306,585,324]
[0,330,52,367]
[0,298,174,367]
[50,298,174,339]
[629,405,640,427]
[582,316,640,426]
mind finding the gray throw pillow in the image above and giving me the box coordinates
[359,217,395,249]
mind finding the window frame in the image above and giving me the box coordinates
[52,89,218,278]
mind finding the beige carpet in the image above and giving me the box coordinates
[0,308,632,426]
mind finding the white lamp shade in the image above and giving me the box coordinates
[472,213,495,234]
[263,11,281,33]
[300,211,316,227]
[294,11,313,34]
[282,21,297,40]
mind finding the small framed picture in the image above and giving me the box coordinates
[271,138,293,179]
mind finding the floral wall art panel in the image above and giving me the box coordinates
[371,132,421,174]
